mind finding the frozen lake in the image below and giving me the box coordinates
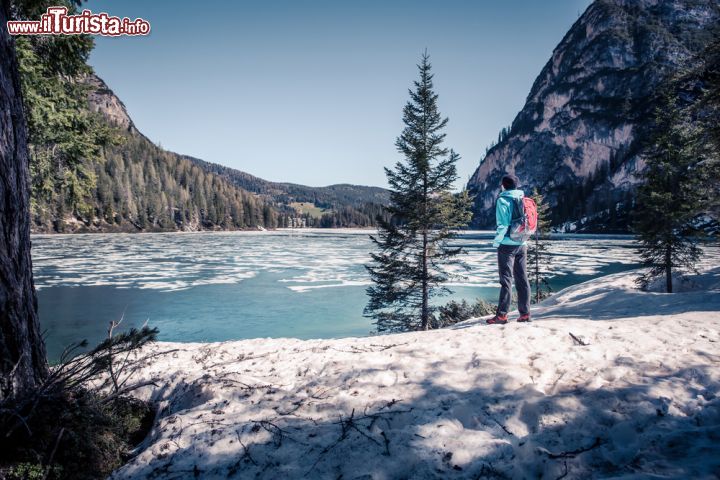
[32,229,643,361]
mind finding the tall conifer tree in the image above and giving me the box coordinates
[365,52,472,332]
[633,90,705,292]
[693,37,720,212]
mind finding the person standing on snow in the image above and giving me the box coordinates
[487,174,531,325]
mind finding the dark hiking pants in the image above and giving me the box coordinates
[497,244,530,316]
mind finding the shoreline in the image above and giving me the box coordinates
[29,228,639,238]
[109,266,720,479]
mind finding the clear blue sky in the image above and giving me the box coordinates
[86,0,592,189]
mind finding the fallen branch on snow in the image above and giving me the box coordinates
[544,437,603,459]
[569,332,589,346]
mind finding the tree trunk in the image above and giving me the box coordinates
[665,245,673,293]
[0,0,48,401]
[420,164,429,331]
[421,229,429,330]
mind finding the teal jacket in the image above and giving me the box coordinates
[492,189,527,248]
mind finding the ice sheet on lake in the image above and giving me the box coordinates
[31,230,715,293]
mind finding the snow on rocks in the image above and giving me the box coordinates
[111,268,720,479]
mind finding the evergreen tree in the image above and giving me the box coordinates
[692,36,720,213]
[365,53,472,332]
[690,35,717,133]
[16,30,116,226]
[633,90,705,292]
[528,189,552,303]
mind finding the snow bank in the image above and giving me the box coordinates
[110,268,720,479]
[644,268,720,293]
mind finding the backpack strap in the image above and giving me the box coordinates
[502,196,523,239]
[510,196,523,222]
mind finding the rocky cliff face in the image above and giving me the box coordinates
[84,73,136,132]
[467,0,720,231]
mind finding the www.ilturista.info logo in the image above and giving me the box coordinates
[7,6,150,36]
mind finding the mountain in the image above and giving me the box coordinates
[85,74,136,133]
[466,0,720,232]
[86,76,391,219]
[187,158,389,209]
[28,73,281,233]
[29,73,389,232]
[187,157,391,226]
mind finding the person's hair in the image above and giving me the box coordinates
[501,174,520,190]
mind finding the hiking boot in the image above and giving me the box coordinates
[487,314,508,325]
[517,314,531,323]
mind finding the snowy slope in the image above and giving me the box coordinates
[110,268,720,479]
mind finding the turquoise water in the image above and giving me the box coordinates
[32,230,640,361]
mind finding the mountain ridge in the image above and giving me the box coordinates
[182,154,390,209]
[86,74,391,228]
[466,0,720,232]
[30,73,390,233]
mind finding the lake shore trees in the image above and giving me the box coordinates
[365,53,472,332]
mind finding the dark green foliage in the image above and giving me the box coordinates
[12,1,113,224]
[365,53,473,332]
[86,133,278,232]
[704,38,720,148]
[528,189,553,303]
[15,31,117,225]
[5,462,60,480]
[14,0,281,233]
[317,203,392,228]
[191,158,390,206]
[632,33,720,291]
[434,298,495,328]
[688,35,720,215]
[549,156,630,229]
[30,125,282,232]
[0,325,158,480]
[192,157,392,228]
[497,125,511,144]
[0,390,154,480]
[632,90,705,292]
[11,0,92,76]
[15,0,389,232]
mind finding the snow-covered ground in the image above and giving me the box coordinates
[110,268,720,479]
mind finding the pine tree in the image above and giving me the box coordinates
[633,90,704,292]
[692,36,720,213]
[528,189,552,303]
[16,34,116,225]
[364,52,472,332]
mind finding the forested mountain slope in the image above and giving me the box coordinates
[26,69,388,232]
[23,47,283,233]
[188,157,391,228]
[14,0,390,234]
[189,158,389,207]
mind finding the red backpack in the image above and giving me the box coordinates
[507,196,538,242]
